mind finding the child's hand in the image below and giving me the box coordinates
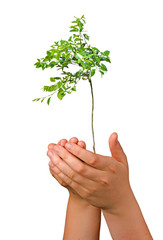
[47,137,86,197]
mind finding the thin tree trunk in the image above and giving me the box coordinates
[88,78,96,153]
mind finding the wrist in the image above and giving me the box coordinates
[64,192,101,240]
[69,192,91,207]
[102,190,153,240]
[103,187,137,217]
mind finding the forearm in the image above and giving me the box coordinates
[63,193,101,240]
[103,190,153,240]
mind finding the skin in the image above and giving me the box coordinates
[48,137,86,195]
[47,132,153,240]
[48,137,101,240]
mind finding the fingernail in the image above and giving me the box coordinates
[60,142,65,147]
[66,143,72,150]
[48,151,53,158]
[54,145,60,153]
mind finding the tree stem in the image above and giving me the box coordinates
[88,78,96,153]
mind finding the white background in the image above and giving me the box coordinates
[0,0,163,239]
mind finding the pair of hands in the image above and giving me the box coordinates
[47,132,133,214]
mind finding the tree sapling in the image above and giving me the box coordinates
[33,15,111,153]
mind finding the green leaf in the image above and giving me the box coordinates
[43,85,58,92]
[104,50,110,56]
[83,34,89,40]
[56,53,61,60]
[70,25,78,28]
[50,77,56,82]
[62,85,67,90]
[51,85,59,91]
[73,34,80,38]
[47,97,51,105]
[50,77,61,82]
[57,89,66,100]
[91,69,96,77]
[49,61,56,68]
[32,98,40,102]
[70,28,79,32]
[41,63,47,70]
[71,86,76,91]
[100,63,107,71]
[57,82,62,88]
[41,98,45,103]
[79,22,84,32]
[105,57,111,63]
[74,38,82,42]
[68,36,72,41]
[78,51,87,57]
[34,62,41,68]
[92,47,100,53]
[99,70,104,75]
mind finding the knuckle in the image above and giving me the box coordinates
[69,171,76,179]
[60,180,67,187]
[76,164,85,173]
[90,154,97,165]
[90,186,96,195]
[75,147,81,155]
[66,177,73,186]
[100,177,110,186]
[109,163,117,174]
[61,150,67,160]
[57,160,62,168]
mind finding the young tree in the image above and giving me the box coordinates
[33,15,111,153]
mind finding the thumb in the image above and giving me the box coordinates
[109,132,128,166]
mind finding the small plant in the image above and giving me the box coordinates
[33,15,111,153]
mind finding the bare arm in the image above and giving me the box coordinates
[63,193,101,240]
[103,189,153,240]
[48,132,153,240]
[47,138,101,240]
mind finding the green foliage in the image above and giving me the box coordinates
[91,69,96,77]
[47,97,51,105]
[33,15,111,105]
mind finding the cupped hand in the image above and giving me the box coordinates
[47,137,86,197]
[47,132,134,215]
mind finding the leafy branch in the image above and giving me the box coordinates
[33,15,111,153]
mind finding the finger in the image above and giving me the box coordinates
[48,143,56,150]
[48,161,67,187]
[78,140,86,149]
[109,132,128,165]
[64,142,112,170]
[51,144,103,180]
[48,139,68,150]
[49,162,78,195]
[47,150,96,189]
[58,139,68,147]
[51,165,89,200]
[72,139,86,162]
[69,137,79,144]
